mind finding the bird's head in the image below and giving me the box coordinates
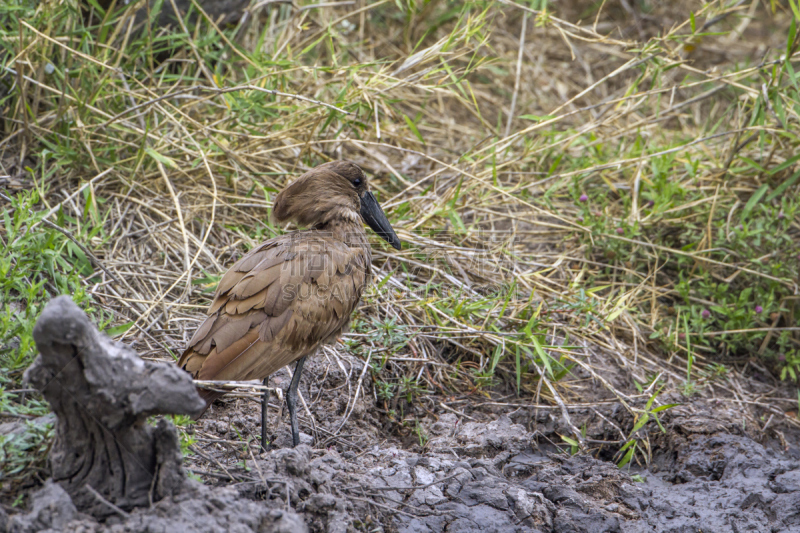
[272,161,401,250]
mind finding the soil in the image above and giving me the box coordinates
[5,354,800,533]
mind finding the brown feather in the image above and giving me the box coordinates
[178,161,383,419]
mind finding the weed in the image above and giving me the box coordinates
[617,388,678,469]
[780,349,800,382]
[0,192,100,382]
[560,434,581,456]
[0,417,53,493]
[169,415,198,457]
[0,189,110,495]
[367,316,410,352]
[398,376,429,403]
[375,379,395,402]
[414,420,429,448]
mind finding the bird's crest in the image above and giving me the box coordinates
[272,161,368,229]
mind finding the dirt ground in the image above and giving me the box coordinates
[5,349,800,533]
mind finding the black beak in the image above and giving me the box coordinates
[360,191,401,250]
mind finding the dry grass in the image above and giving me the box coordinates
[2,0,800,479]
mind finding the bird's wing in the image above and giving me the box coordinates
[178,232,369,384]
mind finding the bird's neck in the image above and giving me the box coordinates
[317,217,373,280]
[317,216,370,250]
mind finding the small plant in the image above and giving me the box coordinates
[632,374,663,394]
[0,191,98,381]
[169,415,198,457]
[560,434,581,456]
[147,415,197,457]
[471,368,497,389]
[0,418,54,492]
[0,189,111,494]
[368,316,410,351]
[398,376,428,403]
[375,379,395,401]
[414,420,429,448]
[617,388,678,469]
[779,350,800,382]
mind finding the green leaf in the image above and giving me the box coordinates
[301,33,327,56]
[645,385,664,410]
[489,344,503,373]
[690,11,696,33]
[145,147,178,169]
[631,413,650,434]
[105,321,134,337]
[403,115,425,144]
[560,435,579,446]
[652,403,679,413]
[654,413,666,433]
[531,336,553,377]
[683,314,693,382]
[738,156,766,173]
[606,304,626,323]
[741,184,769,219]
[774,91,787,126]
[447,211,466,232]
[786,60,799,89]
[767,153,800,175]
[375,271,393,291]
[617,441,637,468]
[449,176,465,208]
[496,286,515,323]
[192,273,221,287]
[790,0,800,21]
[83,0,107,15]
[519,114,556,122]
[765,168,800,203]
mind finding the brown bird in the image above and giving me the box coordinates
[178,161,401,448]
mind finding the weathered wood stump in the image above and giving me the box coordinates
[23,296,205,518]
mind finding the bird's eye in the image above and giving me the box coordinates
[353,178,362,187]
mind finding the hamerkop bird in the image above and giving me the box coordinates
[178,161,401,448]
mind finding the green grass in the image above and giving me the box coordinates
[0,417,53,506]
[0,188,113,498]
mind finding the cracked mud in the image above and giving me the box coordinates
[6,412,800,533]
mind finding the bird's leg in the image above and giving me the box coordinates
[260,377,270,453]
[287,356,307,447]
